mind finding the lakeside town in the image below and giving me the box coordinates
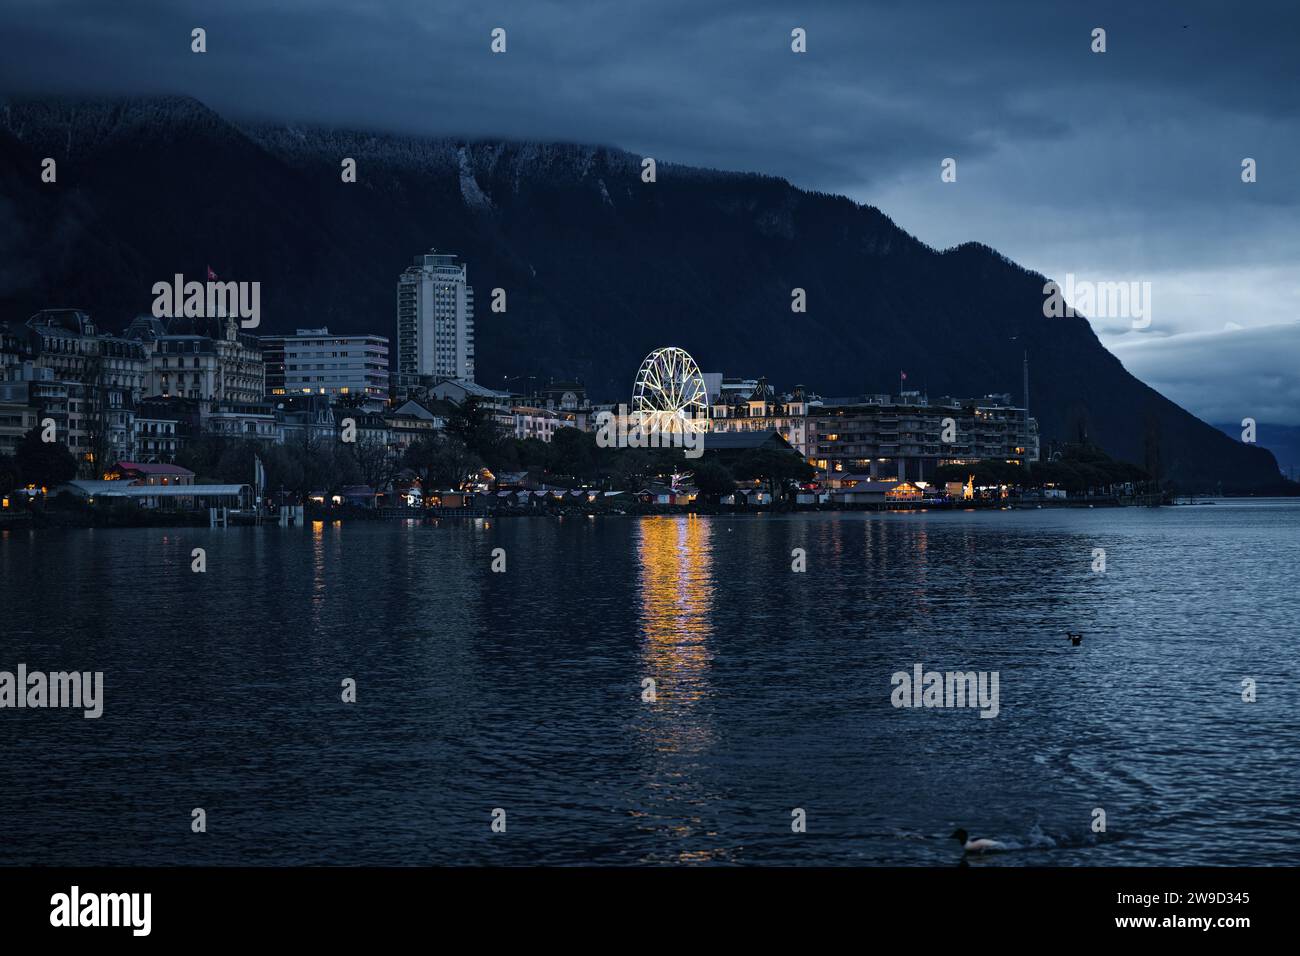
[0,248,1165,526]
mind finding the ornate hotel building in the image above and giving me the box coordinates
[708,380,814,458]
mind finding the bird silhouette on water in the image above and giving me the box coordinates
[951,829,1006,854]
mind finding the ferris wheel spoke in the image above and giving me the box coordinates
[632,347,707,434]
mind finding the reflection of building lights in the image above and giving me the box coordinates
[637,517,714,699]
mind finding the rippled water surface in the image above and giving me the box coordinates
[1,501,1297,865]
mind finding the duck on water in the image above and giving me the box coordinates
[951,829,1006,854]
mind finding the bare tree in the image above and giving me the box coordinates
[77,353,112,479]
[352,435,393,489]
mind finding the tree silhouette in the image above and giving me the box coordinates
[14,427,77,489]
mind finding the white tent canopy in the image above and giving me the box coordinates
[58,480,250,502]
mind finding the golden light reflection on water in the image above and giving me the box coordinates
[636,515,715,708]
[311,520,328,623]
[635,516,729,862]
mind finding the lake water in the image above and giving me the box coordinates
[1,501,1297,866]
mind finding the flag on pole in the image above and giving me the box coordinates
[207,265,218,281]
[900,371,907,381]
[254,454,265,501]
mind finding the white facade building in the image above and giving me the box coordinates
[428,378,515,431]
[132,415,181,461]
[512,405,577,443]
[260,328,389,404]
[397,250,475,382]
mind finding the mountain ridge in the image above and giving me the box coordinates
[0,94,1284,489]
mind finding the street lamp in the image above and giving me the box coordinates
[502,373,536,397]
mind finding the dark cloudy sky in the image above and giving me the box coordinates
[2,0,1297,422]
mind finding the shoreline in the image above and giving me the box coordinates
[0,496,1190,530]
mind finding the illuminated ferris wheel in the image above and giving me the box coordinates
[631,347,709,433]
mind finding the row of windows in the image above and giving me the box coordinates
[286,363,387,371]
[285,348,387,357]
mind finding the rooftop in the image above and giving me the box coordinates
[435,378,512,400]
[112,461,196,477]
[703,429,795,452]
[60,481,247,497]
